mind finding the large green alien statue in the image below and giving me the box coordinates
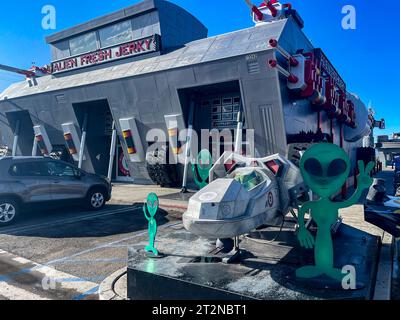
[143,193,159,256]
[297,143,374,280]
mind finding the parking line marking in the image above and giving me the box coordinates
[73,285,100,301]
[50,258,127,266]
[0,206,137,234]
[0,281,51,300]
[0,219,182,300]
[0,250,99,300]
[0,221,182,283]
[45,221,182,267]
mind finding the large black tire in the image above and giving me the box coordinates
[86,188,107,211]
[146,145,179,187]
[287,143,312,168]
[0,198,21,227]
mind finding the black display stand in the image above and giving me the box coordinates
[127,222,380,300]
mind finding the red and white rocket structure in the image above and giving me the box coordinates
[0,64,50,80]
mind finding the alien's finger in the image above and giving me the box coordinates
[299,238,306,248]
[365,161,375,174]
[302,239,310,249]
[307,235,315,247]
[302,237,310,249]
[304,237,312,249]
[305,237,313,249]
[358,160,365,173]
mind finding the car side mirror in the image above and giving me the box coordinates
[75,170,84,179]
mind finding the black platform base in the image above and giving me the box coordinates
[127,222,381,300]
[365,204,400,237]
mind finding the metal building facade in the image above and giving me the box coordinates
[0,0,369,187]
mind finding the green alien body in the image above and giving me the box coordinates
[297,143,374,281]
[192,149,213,189]
[143,193,159,256]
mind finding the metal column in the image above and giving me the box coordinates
[181,100,195,193]
[12,120,20,157]
[107,122,117,181]
[32,135,38,156]
[78,113,88,169]
[234,111,243,153]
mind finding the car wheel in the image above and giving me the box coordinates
[87,189,106,211]
[0,199,20,227]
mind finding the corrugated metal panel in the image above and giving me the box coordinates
[260,105,277,155]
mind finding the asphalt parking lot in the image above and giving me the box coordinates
[0,202,181,300]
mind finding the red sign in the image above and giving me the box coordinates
[51,34,160,74]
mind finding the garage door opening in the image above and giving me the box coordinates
[72,100,114,178]
[177,81,246,159]
[5,110,34,156]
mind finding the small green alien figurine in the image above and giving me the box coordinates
[143,193,159,256]
[192,149,213,189]
[297,143,374,281]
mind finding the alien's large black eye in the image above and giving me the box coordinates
[304,158,323,177]
[327,159,347,177]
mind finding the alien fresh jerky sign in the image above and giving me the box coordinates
[192,150,213,189]
[143,193,159,256]
[297,143,374,281]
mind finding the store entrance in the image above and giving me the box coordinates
[72,99,133,182]
[72,100,113,177]
[177,81,244,159]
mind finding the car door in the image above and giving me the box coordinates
[9,161,53,202]
[46,161,87,201]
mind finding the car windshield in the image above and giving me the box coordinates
[229,168,267,192]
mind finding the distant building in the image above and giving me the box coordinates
[376,135,400,166]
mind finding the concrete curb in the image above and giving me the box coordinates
[159,201,188,212]
[109,200,187,213]
[99,268,127,301]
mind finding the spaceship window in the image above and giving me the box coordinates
[230,169,267,192]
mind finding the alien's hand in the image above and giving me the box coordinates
[357,160,374,189]
[297,227,315,249]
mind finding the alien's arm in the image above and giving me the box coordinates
[298,201,311,231]
[335,185,364,210]
[337,160,375,210]
[143,205,151,222]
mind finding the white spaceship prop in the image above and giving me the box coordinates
[183,152,308,239]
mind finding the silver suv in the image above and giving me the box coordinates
[0,157,112,226]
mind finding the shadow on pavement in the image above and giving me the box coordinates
[0,204,173,239]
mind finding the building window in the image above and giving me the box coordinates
[99,21,133,48]
[69,32,98,56]
[53,40,71,60]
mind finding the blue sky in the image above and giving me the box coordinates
[0,0,398,136]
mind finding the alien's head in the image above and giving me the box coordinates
[146,193,159,217]
[300,143,350,198]
[197,149,213,181]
